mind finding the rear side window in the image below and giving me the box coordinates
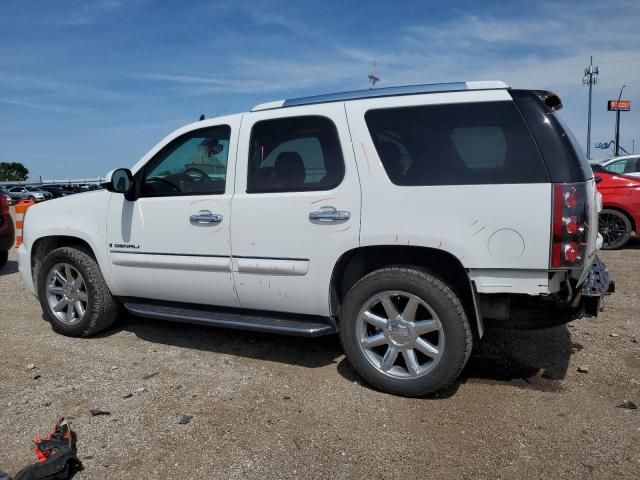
[247,116,345,193]
[365,101,549,185]
[511,90,591,183]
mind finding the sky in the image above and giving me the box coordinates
[1,0,639,181]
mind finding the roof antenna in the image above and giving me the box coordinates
[368,62,380,89]
[199,114,205,121]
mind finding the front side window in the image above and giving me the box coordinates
[247,116,345,193]
[604,158,638,175]
[140,125,231,196]
[365,101,549,186]
[604,160,627,174]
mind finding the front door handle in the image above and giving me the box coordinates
[189,210,223,224]
[309,206,351,222]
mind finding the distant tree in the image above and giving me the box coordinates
[0,162,29,181]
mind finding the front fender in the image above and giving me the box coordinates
[21,191,116,292]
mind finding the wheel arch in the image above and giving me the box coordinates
[31,236,101,291]
[330,245,482,338]
[601,205,636,232]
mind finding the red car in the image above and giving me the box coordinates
[0,194,15,268]
[592,164,640,249]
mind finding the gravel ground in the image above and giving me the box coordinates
[0,236,638,479]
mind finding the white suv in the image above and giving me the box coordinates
[18,81,613,396]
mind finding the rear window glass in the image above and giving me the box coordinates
[247,116,345,193]
[365,101,549,185]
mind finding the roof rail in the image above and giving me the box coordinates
[251,80,509,111]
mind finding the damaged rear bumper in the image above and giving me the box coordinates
[579,255,615,317]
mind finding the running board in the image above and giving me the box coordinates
[123,301,337,337]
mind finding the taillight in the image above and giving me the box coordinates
[551,183,589,268]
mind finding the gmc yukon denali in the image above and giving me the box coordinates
[17,81,613,396]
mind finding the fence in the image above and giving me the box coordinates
[0,177,105,187]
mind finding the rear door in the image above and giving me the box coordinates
[230,103,361,316]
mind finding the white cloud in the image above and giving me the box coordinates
[53,0,123,26]
[0,98,94,115]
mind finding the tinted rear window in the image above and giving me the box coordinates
[247,116,345,193]
[511,90,592,183]
[365,101,549,186]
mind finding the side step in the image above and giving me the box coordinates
[123,301,337,337]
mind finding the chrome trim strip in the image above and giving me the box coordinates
[109,250,228,258]
[233,257,309,276]
[111,252,230,272]
[109,251,309,262]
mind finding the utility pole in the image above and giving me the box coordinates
[614,85,626,156]
[583,56,599,160]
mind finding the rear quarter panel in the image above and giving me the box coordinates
[345,90,552,270]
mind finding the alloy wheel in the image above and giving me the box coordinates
[46,263,89,325]
[355,291,445,379]
[599,212,629,248]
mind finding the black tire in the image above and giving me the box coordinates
[340,267,473,396]
[599,209,632,249]
[38,246,119,337]
[0,250,7,269]
[28,196,36,202]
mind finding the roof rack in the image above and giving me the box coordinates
[251,80,509,112]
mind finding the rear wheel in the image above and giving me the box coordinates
[340,267,472,396]
[599,209,632,249]
[38,246,119,337]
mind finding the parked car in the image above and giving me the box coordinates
[38,185,68,199]
[6,186,51,202]
[51,185,81,195]
[0,189,14,206]
[592,164,640,249]
[595,155,640,179]
[0,194,15,268]
[17,81,612,396]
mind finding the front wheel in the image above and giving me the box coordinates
[38,246,119,337]
[340,267,473,396]
[599,209,632,249]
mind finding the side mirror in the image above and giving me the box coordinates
[105,168,136,200]
[594,176,602,184]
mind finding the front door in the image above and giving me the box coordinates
[230,103,361,317]
[106,119,240,307]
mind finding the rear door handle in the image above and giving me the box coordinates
[309,206,351,222]
[189,210,223,224]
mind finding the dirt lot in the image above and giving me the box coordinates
[0,235,638,479]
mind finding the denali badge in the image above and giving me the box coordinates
[110,243,140,249]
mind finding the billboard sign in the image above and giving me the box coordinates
[608,100,631,111]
